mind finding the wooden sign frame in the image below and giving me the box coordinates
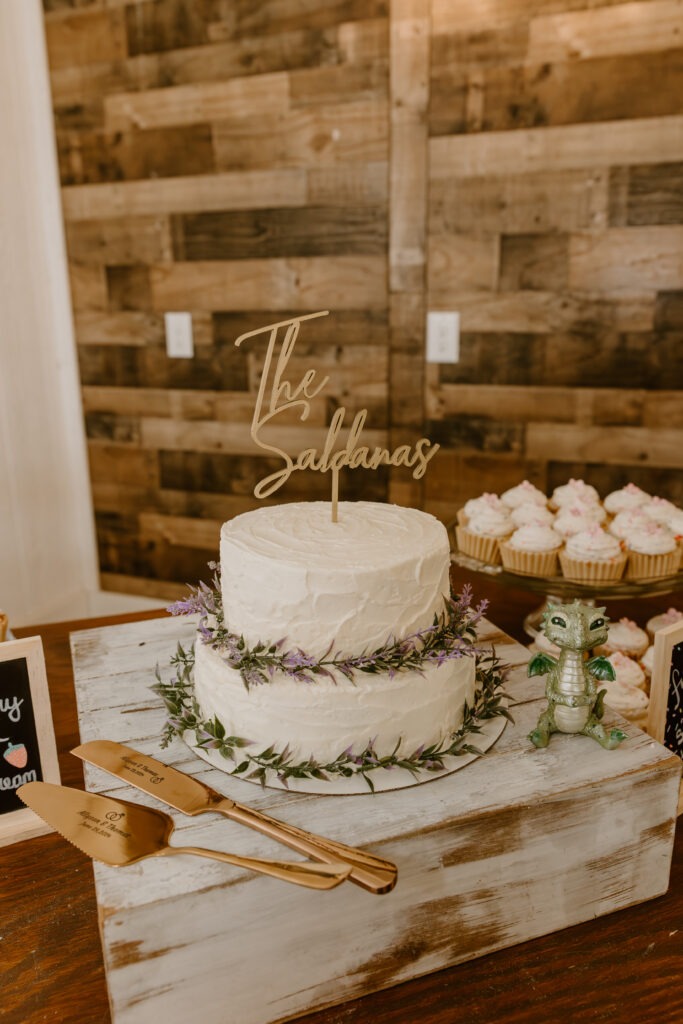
[0,636,60,846]
[649,619,683,815]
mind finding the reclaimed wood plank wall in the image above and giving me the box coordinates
[43,0,683,598]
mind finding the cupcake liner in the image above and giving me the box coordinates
[455,525,503,565]
[626,547,681,580]
[499,541,559,578]
[559,551,627,583]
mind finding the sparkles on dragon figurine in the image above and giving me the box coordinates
[528,601,627,750]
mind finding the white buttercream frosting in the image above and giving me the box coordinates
[601,617,648,655]
[626,521,677,556]
[603,483,650,515]
[466,506,513,539]
[608,508,651,540]
[500,480,547,509]
[554,499,606,537]
[510,503,555,528]
[550,478,600,509]
[606,652,646,690]
[220,501,450,658]
[600,679,649,716]
[194,635,476,764]
[642,496,681,526]
[192,501,477,763]
[507,524,562,553]
[564,526,622,562]
[463,492,506,519]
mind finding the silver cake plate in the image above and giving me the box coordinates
[180,708,509,796]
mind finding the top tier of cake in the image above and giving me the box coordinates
[219,500,451,658]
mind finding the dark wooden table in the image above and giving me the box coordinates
[3,568,682,1024]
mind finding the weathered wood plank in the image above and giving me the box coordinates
[527,424,683,468]
[171,204,387,260]
[44,6,128,69]
[528,0,683,62]
[204,0,389,40]
[68,262,108,311]
[426,291,655,333]
[212,99,388,171]
[617,162,683,227]
[569,226,683,292]
[61,169,308,221]
[431,0,644,34]
[428,384,579,423]
[429,168,609,234]
[148,257,388,310]
[430,116,683,178]
[306,160,388,204]
[499,233,568,291]
[104,72,290,131]
[57,123,215,186]
[428,233,500,292]
[66,215,173,265]
[388,0,430,294]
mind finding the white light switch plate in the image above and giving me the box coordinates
[426,311,460,363]
[164,312,194,358]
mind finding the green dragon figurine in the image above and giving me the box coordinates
[528,600,627,750]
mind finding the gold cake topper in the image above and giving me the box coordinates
[235,311,439,521]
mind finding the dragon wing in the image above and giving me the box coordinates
[527,651,557,677]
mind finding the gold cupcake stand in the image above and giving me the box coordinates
[447,520,683,640]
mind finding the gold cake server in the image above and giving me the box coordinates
[72,739,398,895]
[17,781,350,890]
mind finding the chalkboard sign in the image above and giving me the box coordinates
[0,637,60,846]
[649,619,683,815]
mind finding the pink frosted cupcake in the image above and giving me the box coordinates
[603,483,650,516]
[641,496,681,527]
[554,499,606,538]
[594,617,649,659]
[600,678,649,730]
[510,503,555,528]
[625,522,681,579]
[645,606,683,639]
[608,508,651,542]
[559,525,627,582]
[606,651,647,692]
[456,506,513,565]
[457,492,506,526]
[500,480,547,510]
[499,523,563,577]
[549,478,600,510]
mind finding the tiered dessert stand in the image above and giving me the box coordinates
[447,520,683,640]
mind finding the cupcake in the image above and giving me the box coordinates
[606,651,648,692]
[510,502,555,528]
[528,628,561,658]
[640,644,654,679]
[554,499,606,538]
[549,478,600,510]
[458,492,506,526]
[500,480,547,510]
[600,679,649,730]
[625,522,681,579]
[455,506,513,565]
[559,525,627,582]
[499,523,563,577]
[603,483,650,516]
[666,510,683,542]
[641,496,682,527]
[608,508,651,542]
[645,606,683,639]
[593,617,649,659]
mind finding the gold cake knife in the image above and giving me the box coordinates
[17,781,350,890]
[73,739,397,894]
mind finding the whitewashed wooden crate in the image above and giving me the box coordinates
[71,617,681,1024]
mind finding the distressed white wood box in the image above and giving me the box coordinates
[71,616,681,1024]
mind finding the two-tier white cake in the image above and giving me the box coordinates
[192,501,476,766]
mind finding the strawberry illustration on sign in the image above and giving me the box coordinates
[4,743,28,769]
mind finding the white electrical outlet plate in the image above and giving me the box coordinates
[164,312,194,358]
[426,311,460,364]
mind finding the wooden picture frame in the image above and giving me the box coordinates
[649,619,683,815]
[0,636,60,846]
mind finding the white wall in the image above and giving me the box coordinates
[0,0,163,628]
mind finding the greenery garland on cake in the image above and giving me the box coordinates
[153,573,512,790]
[165,565,487,688]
